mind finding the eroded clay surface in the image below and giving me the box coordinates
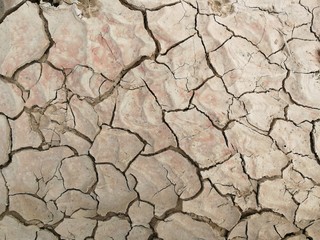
[0,0,319,239]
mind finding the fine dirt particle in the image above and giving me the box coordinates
[77,0,101,18]
[208,0,235,16]
[0,1,4,18]
[316,49,320,64]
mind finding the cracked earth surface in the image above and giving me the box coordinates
[0,0,320,239]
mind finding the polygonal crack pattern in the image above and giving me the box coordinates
[0,0,319,239]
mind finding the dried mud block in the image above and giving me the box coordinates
[156,212,225,240]
[0,3,49,77]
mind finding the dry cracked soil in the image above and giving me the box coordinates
[0,0,320,239]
